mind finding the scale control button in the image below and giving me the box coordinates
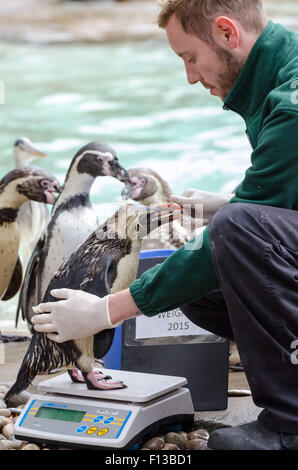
[104,417,114,424]
[76,425,87,433]
[97,428,109,436]
[93,415,104,423]
[86,426,98,435]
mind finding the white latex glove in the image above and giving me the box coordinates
[31,288,122,343]
[171,189,233,224]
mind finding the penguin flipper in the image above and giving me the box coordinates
[16,232,46,327]
[82,255,117,360]
[2,257,23,301]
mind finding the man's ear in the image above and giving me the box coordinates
[212,16,240,50]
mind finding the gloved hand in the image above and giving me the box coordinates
[31,289,122,343]
[171,189,233,225]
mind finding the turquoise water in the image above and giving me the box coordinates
[0,40,251,330]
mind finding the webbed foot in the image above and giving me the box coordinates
[83,371,127,390]
[68,368,112,383]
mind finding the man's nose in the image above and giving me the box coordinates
[185,63,202,85]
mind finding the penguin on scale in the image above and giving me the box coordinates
[5,201,181,401]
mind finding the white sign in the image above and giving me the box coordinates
[135,308,209,339]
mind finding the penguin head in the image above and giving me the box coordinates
[72,141,130,183]
[103,202,182,241]
[13,137,47,166]
[121,168,171,205]
[0,167,61,206]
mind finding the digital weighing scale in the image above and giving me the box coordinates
[14,369,195,450]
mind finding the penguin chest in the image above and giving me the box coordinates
[0,223,20,298]
[110,244,141,294]
[41,207,97,297]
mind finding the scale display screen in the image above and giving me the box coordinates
[35,406,86,423]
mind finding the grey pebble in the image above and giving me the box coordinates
[0,408,11,418]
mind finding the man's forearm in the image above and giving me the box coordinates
[108,288,140,324]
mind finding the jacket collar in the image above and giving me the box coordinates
[224,21,290,119]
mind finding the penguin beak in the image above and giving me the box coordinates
[23,142,47,159]
[137,202,182,236]
[43,180,62,204]
[121,177,143,200]
[153,203,182,224]
[108,160,130,184]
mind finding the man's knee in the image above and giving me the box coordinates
[209,203,252,238]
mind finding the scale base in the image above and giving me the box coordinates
[14,370,195,450]
[15,412,194,450]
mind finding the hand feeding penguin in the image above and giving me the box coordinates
[122,167,204,250]
[0,166,60,342]
[16,141,130,331]
[5,201,181,401]
[13,137,50,268]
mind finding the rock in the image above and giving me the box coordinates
[162,443,179,450]
[2,422,14,439]
[0,417,7,431]
[177,431,188,443]
[187,428,209,441]
[1,439,23,450]
[143,437,165,450]
[186,439,208,450]
[0,417,13,426]
[0,408,11,418]
[0,440,8,450]
[9,408,22,416]
[140,447,150,450]
[165,432,187,450]
[21,443,41,450]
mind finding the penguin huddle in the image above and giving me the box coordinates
[4,139,206,400]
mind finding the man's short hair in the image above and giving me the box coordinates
[157,0,265,45]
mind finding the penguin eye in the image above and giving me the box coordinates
[96,156,103,162]
[140,178,146,186]
[40,179,49,188]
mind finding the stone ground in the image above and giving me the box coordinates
[0,339,261,431]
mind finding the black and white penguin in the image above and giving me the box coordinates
[0,166,60,304]
[17,141,129,329]
[122,167,203,250]
[5,201,181,401]
[13,137,50,268]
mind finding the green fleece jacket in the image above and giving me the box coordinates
[130,21,298,317]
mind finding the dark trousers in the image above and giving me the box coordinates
[181,203,298,433]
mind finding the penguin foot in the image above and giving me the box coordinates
[68,368,112,383]
[83,372,127,390]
